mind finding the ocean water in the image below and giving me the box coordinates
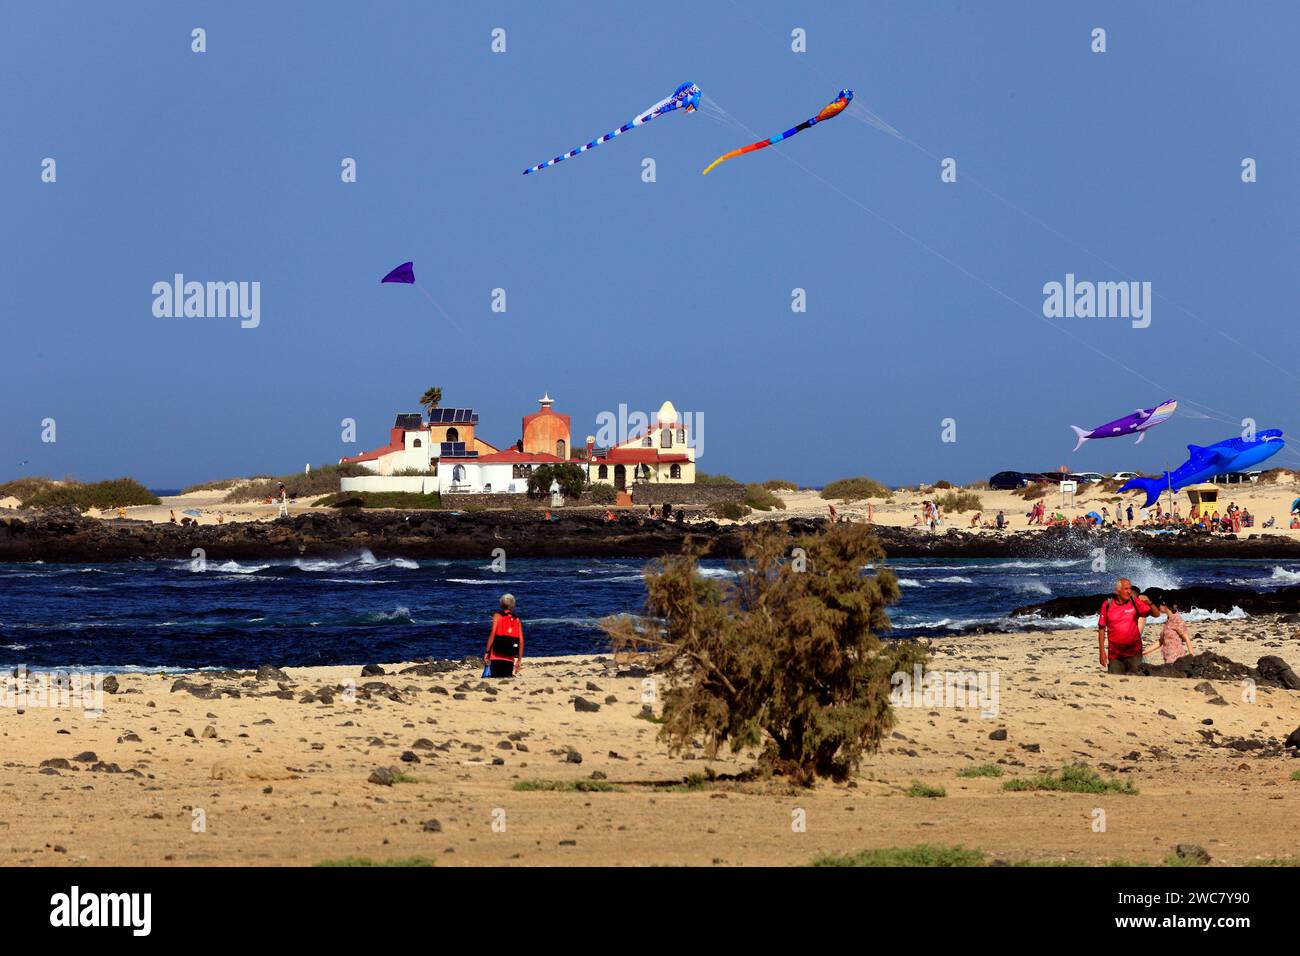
[0,549,1289,670]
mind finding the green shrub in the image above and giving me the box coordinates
[696,472,740,485]
[1020,483,1048,500]
[602,523,926,785]
[812,844,986,867]
[0,476,61,504]
[744,483,786,511]
[822,476,892,501]
[762,479,799,491]
[935,490,982,513]
[717,501,749,521]
[23,478,160,511]
[1002,763,1136,795]
[934,480,953,490]
[956,763,1003,778]
[391,466,437,477]
[527,463,586,499]
[586,482,617,504]
[905,781,947,798]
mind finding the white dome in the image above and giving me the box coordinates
[656,400,678,425]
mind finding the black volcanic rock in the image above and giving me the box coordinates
[1012,585,1300,619]
[8,509,1300,564]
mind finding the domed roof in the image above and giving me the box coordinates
[656,400,678,425]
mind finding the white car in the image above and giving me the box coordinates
[1073,472,1106,483]
[1111,472,1139,481]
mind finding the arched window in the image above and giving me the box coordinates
[670,464,681,479]
[556,439,566,459]
[412,438,422,448]
[677,427,686,445]
[446,427,459,443]
[452,465,466,482]
[642,434,652,447]
[661,428,672,448]
[598,464,608,480]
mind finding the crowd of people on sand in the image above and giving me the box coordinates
[1097,577,1195,674]
[1016,497,1258,534]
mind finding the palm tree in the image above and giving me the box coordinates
[419,387,443,419]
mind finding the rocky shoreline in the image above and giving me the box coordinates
[6,507,1300,563]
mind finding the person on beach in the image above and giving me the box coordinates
[1097,577,1151,674]
[484,593,524,677]
[276,482,289,518]
[1126,503,1134,527]
[995,510,1007,531]
[1144,601,1194,664]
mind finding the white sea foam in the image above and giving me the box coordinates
[215,561,270,575]
[1011,579,1052,596]
[446,578,527,585]
[1266,566,1300,585]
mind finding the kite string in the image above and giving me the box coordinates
[702,96,1251,433]
[721,0,1300,392]
[717,1,1298,455]
[416,284,467,338]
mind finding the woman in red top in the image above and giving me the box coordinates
[484,593,525,678]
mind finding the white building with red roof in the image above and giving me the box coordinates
[585,400,696,493]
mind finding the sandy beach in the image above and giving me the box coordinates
[3,617,1297,867]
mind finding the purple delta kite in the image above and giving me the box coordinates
[380,260,464,335]
[381,261,415,284]
[1070,399,1178,452]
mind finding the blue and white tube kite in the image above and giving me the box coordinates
[523,82,701,175]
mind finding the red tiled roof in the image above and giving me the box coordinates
[340,442,403,464]
[597,448,691,464]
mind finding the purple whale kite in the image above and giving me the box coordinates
[1070,399,1177,452]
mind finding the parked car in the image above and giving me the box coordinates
[988,471,1029,490]
[1071,472,1106,483]
[1111,472,1139,481]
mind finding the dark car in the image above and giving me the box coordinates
[989,471,1029,490]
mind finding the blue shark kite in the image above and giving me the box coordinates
[1070,399,1177,452]
[523,82,701,175]
[1120,429,1285,508]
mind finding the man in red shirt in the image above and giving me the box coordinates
[1098,578,1151,673]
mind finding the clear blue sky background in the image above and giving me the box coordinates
[3,1,1298,488]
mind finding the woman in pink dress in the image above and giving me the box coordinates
[1145,602,1194,664]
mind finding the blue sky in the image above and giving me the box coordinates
[3,1,1298,488]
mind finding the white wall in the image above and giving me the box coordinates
[438,461,530,495]
[340,475,438,494]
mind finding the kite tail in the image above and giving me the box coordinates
[523,96,681,175]
[1119,475,1165,510]
[1069,425,1089,452]
[702,142,767,175]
